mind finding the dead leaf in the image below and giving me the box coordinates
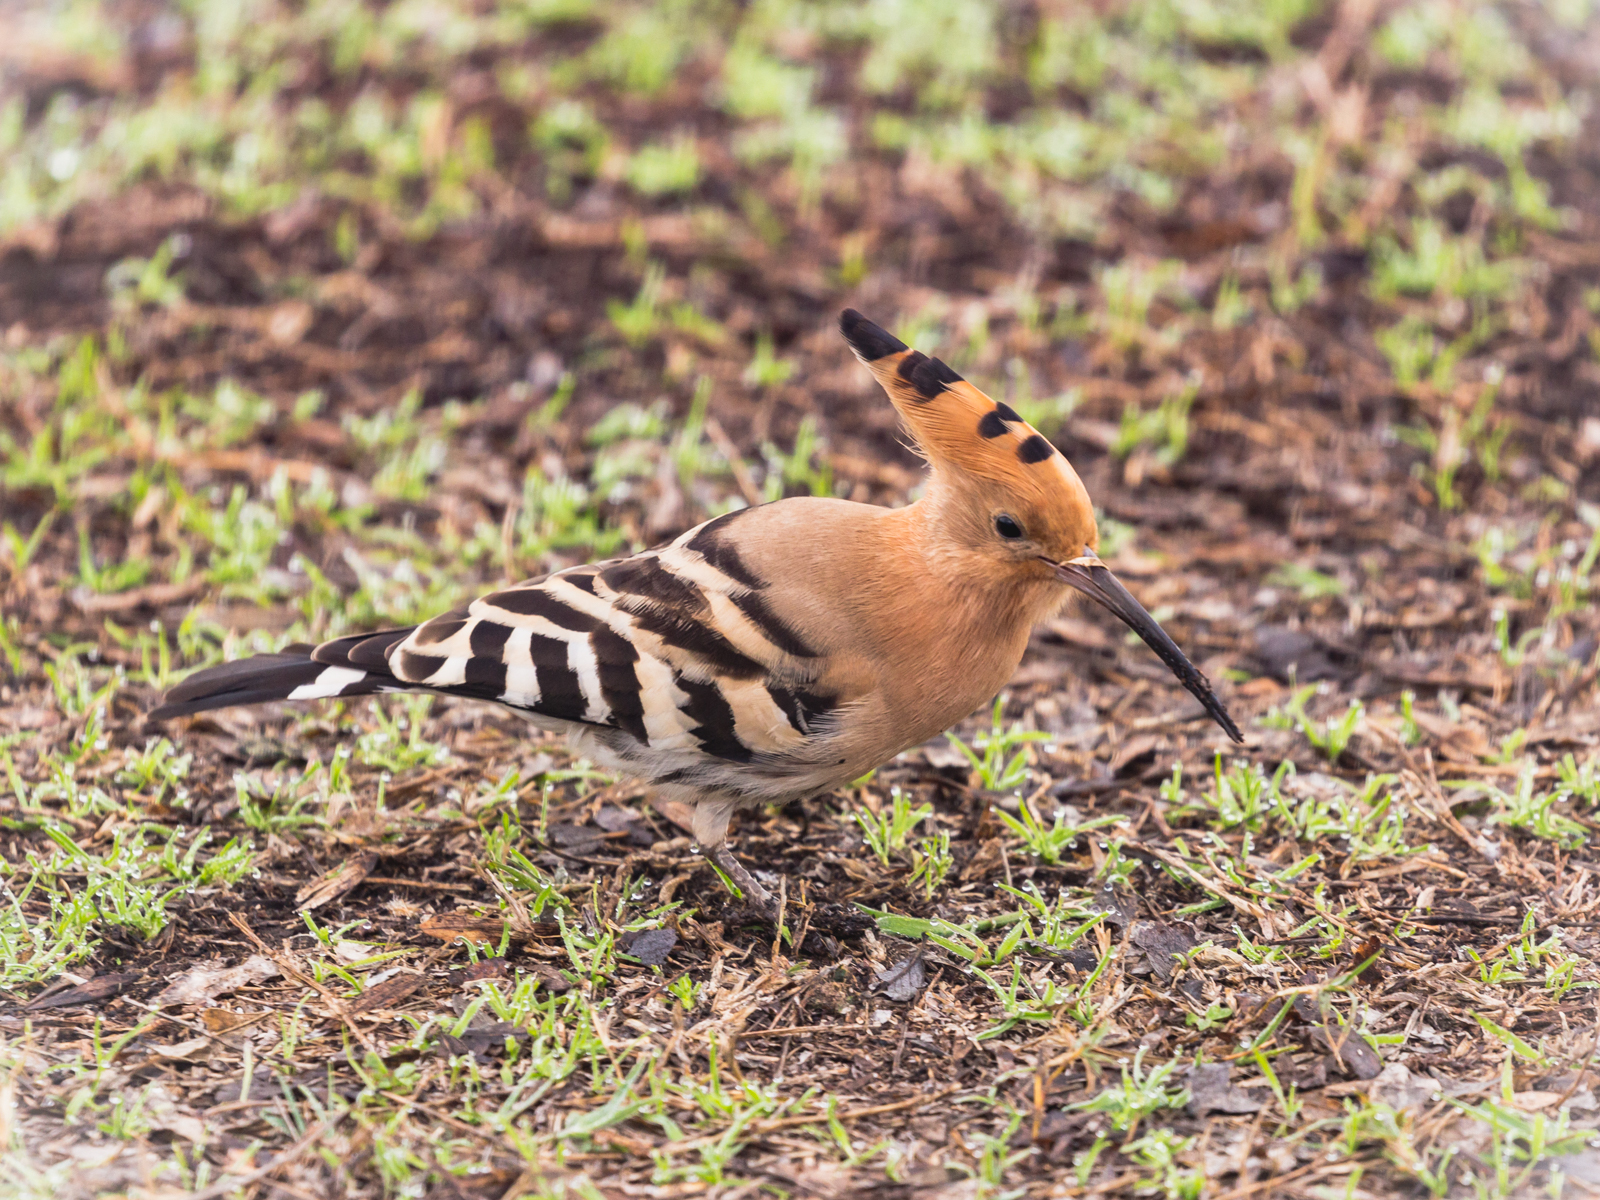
[1046,615,1113,651]
[548,822,602,854]
[334,939,378,963]
[202,1007,267,1035]
[1369,1063,1438,1112]
[595,804,657,847]
[142,1082,209,1143]
[425,1166,523,1199]
[1091,885,1137,928]
[1110,733,1163,776]
[522,962,573,993]
[421,912,508,946]
[1556,1149,1600,1185]
[146,1037,215,1063]
[648,793,696,833]
[1349,936,1385,981]
[960,837,1005,882]
[1511,1090,1566,1112]
[154,955,279,1008]
[619,927,677,966]
[459,960,509,984]
[1252,625,1344,681]
[1189,1063,1263,1115]
[875,953,928,1003]
[297,850,377,911]
[437,1012,533,1061]
[25,972,141,1009]
[350,972,426,1014]
[268,299,314,344]
[1292,989,1382,1080]
[1131,921,1197,983]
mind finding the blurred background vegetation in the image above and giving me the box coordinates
[2,0,1589,239]
[1,0,1594,658]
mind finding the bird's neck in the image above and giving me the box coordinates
[825,491,1062,751]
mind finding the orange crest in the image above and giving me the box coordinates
[839,309,1098,555]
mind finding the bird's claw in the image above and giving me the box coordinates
[707,844,779,923]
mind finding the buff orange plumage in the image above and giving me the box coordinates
[152,310,1240,915]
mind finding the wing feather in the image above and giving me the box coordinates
[160,525,843,773]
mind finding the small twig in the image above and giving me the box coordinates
[1050,775,1127,799]
[500,498,520,584]
[362,876,476,892]
[788,880,815,956]
[1208,1158,1334,1200]
[70,575,208,616]
[228,912,380,1055]
[766,1084,961,1128]
[703,415,764,507]
[526,835,624,868]
[739,1024,873,1038]
[1412,748,1497,862]
[771,874,788,966]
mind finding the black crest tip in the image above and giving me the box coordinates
[839,309,908,361]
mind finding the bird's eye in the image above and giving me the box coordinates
[994,514,1024,540]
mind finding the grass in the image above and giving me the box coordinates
[1,0,1599,1196]
[945,695,1054,793]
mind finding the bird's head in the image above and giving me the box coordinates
[840,308,1242,743]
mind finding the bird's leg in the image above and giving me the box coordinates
[690,798,779,920]
[707,842,777,919]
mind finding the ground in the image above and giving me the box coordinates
[2,0,1600,1197]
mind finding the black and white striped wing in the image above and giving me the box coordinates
[153,510,840,771]
[383,511,838,764]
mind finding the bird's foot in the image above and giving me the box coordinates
[706,843,778,922]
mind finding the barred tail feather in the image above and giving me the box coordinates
[312,628,416,670]
[149,642,400,721]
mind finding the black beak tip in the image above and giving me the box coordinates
[1171,660,1244,743]
[1054,556,1246,745]
[1173,659,1244,744]
[1212,702,1245,745]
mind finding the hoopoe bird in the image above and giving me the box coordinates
[152,310,1241,915]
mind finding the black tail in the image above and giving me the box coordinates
[148,630,416,721]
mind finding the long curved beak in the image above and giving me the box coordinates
[1052,552,1243,743]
